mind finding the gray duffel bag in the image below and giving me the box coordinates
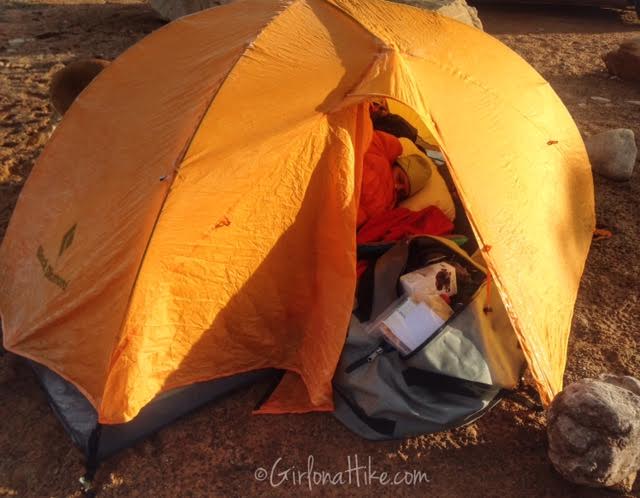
[333,236,525,440]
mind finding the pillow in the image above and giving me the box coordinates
[397,138,456,221]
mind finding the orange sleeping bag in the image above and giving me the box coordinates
[357,130,403,227]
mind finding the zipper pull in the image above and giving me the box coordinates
[345,343,389,374]
[367,346,385,363]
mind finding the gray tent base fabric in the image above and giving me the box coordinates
[27,360,277,463]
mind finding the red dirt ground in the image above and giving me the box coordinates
[1,1,639,497]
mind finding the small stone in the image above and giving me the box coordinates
[577,103,587,108]
[8,38,25,46]
[590,96,611,103]
[626,100,640,106]
[583,129,637,181]
[547,376,640,492]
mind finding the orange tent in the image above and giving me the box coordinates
[0,0,594,428]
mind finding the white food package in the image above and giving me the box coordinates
[400,262,457,298]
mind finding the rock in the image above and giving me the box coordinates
[8,38,25,46]
[391,0,483,30]
[49,58,111,116]
[547,375,640,492]
[149,0,483,30]
[603,37,640,83]
[149,0,231,21]
[599,374,640,397]
[583,129,637,181]
[590,96,610,104]
[626,100,640,106]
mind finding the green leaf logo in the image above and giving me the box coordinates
[58,224,77,257]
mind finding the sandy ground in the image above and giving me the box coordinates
[0,1,639,497]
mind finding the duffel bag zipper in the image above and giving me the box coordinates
[345,342,393,374]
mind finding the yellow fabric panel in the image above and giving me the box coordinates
[0,0,289,409]
[332,0,595,403]
[102,105,372,423]
[100,0,380,422]
[406,56,593,407]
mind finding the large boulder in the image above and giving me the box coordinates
[583,129,637,181]
[392,0,482,30]
[603,37,640,83]
[547,375,640,492]
[149,0,483,30]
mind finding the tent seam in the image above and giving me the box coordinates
[317,0,560,397]
[319,0,390,48]
[325,0,561,147]
[100,0,302,418]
